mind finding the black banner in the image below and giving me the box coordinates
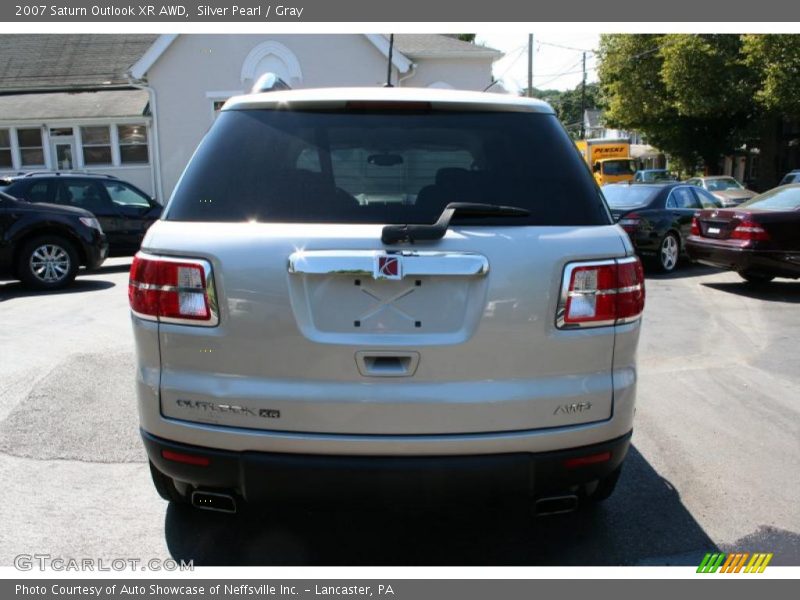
[2,0,800,22]
[4,579,794,600]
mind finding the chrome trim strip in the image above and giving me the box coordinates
[130,281,206,293]
[566,284,643,297]
[287,250,489,279]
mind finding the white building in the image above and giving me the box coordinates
[0,34,501,201]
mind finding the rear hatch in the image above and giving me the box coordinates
[146,96,630,436]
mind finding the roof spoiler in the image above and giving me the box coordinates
[251,72,292,94]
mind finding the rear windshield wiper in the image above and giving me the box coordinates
[381,202,530,245]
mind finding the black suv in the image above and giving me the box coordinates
[0,191,108,289]
[0,173,162,256]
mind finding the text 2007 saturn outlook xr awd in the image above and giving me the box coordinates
[130,86,645,516]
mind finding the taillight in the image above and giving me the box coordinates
[557,257,645,329]
[129,252,218,326]
[618,213,642,233]
[691,216,701,236]
[731,220,770,241]
[161,449,211,467]
[563,451,612,469]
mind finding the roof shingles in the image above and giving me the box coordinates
[0,34,158,92]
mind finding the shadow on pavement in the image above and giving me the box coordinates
[645,263,722,281]
[0,278,115,301]
[702,280,800,303]
[93,260,133,274]
[163,445,717,566]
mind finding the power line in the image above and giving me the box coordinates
[534,55,592,79]
[483,44,528,91]
[537,40,596,54]
[534,59,597,88]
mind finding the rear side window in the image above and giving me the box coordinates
[602,185,659,208]
[22,181,53,203]
[166,109,609,226]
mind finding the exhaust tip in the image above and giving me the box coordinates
[535,494,579,516]
[191,490,237,514]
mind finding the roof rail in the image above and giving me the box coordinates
[251,72,292,94]
[20,170,118,179]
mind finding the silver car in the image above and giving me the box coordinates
[130,86,645,515]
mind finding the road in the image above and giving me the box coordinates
[0,258,798,566]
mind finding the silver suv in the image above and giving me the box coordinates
[130,86,645,515]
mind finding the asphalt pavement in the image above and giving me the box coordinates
[0,258,798,566]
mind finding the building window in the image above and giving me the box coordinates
[212,100,227,114]
[17,128,44,167]
[81,126,112,165]
[117,124,148,164]
[0,129,11,168]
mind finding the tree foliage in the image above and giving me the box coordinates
[598,34,800,174]
[525,83,601,136]
[742,34,800,114]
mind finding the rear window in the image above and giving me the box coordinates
[165,109,609,226]
[740,185,800,210]
[602,185,659,208]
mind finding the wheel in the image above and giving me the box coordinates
[739,271,774,285]
[149,461,187,504]
[586,465,622,503]
[656,232,680,272]
[16,235,79,290]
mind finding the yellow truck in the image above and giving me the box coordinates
[575,138,637,186]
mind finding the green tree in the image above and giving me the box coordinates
[522,83,601,137]
[742,34,800,114]
[598,34,758,173]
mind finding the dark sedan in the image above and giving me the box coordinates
[686,184,800,284]
[602,182,721,272]
[0,173,162,256]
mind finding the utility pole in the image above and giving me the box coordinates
[385,34,394,87]
[579,51,587,138]
[527,34,534,97]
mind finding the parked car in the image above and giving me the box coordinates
[131,86,645,516]
[685,176,755,207]
[0,190,107,289]
[778,169,800,185]
[0,173,161,256]
[603,182,721,272]
[634,169,677,183]
[686,184,800,283]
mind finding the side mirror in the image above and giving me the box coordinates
[593,163,601,173]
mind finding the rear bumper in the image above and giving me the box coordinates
[143,428,632,504]
[686,239,800,279]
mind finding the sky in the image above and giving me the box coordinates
[475,32,600,93]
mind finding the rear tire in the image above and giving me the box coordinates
[149,461,187,504]
[17,235,79,290]
[739,271,775,285]
[656,232,680,273]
